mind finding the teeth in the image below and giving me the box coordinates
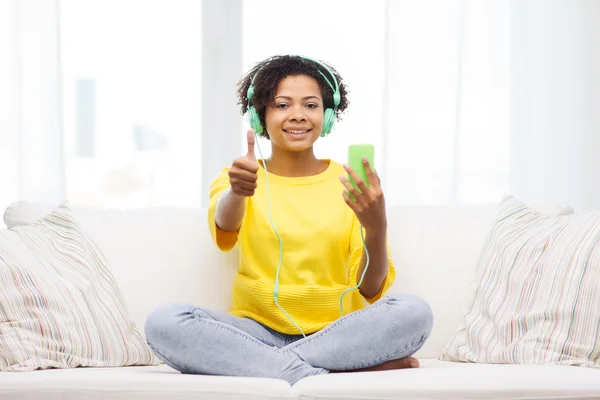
[286,130,308,134]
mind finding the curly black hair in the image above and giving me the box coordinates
[236,55,349,139]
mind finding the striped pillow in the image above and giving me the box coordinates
[440,195,600,367]
[0,203,160,371]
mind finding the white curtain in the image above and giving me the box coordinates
[0,0,65,217]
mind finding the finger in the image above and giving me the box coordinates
[233,158,259,173]
[339,174,361,202]
[362,157,379,188]
[229,166,258,181]
[240,159,259,173]
[342,189,358,210]
[343,164,370,194]
[373,168,381,184]
[238,171,258,184]
[237,180,258,191]
[246,129,257,162]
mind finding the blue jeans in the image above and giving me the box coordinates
[145,294,433,385]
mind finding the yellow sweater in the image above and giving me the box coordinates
[208,159,395,334]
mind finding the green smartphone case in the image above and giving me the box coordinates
[347,144,375,196]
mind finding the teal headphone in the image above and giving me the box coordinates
[247,56,341,137]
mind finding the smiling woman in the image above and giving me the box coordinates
[144,54,434,384]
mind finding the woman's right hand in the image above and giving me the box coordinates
[228,129,259,197]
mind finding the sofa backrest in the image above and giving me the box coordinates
[4,201,572,358]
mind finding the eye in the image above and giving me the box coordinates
[306,103,319,109]
[276,103,289,109]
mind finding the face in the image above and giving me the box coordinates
[264,75,324,153]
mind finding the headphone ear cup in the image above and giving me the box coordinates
[321,108,336,136]
[248,106,263,134]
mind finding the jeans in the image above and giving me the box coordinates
[144,294,433,385]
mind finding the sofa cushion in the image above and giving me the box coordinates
[0,365,291,400]
[0,203,159,371]
[292,358,600,400]
[385,201,573,358]
[441,196,600,367]
[3,202,239,343]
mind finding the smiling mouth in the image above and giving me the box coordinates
[283,129,311,135]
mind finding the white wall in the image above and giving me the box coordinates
[510,0,600,212]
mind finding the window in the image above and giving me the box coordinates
[60,0,202,207]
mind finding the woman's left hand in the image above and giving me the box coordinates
[340,158,387,233]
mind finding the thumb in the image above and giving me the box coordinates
[246,129,257,162]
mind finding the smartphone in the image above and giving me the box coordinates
[347,144,375,198]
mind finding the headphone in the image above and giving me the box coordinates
[247,56,341,137]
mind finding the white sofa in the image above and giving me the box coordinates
[2,200,600,400]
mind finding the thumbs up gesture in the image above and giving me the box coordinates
[228,129,259,197]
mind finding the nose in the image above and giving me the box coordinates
[288,105,306,122]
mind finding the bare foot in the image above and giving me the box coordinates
[331,357,419,373]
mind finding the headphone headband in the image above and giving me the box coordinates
[296,56,340,108]
[297,56,341,109]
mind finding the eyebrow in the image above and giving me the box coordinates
[275,95,322,102]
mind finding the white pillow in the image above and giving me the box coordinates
[440,195,600,367]
[0,203,160,371]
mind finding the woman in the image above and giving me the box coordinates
[145,55,433,384]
